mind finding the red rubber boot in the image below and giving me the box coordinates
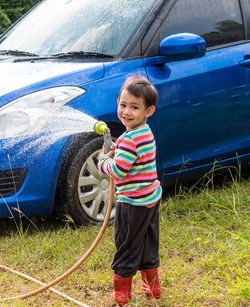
[141,268,161,299]
[112,273,132,306]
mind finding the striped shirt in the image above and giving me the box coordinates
[98,124,162,206]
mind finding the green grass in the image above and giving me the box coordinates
[0,173,249,306]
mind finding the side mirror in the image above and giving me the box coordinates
[160,32,206,59]
[145,33,206,66]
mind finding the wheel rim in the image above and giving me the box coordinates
[77,150,116,222]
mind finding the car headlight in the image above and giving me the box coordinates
[0,86,85,139]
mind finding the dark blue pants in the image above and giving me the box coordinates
[111,201,160,277]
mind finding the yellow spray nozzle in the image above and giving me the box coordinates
[94,121,109,135]
[94,121,113,153]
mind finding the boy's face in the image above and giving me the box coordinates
[117,89,155,130]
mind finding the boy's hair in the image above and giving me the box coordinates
[119,76,158,107]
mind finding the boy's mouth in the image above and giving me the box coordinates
[122,117,133,121]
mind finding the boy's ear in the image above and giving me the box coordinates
[117,98,120,105]
[146,105,155,117]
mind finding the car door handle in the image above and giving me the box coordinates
[240,59,250,67]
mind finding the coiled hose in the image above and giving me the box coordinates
[0,178,115,306]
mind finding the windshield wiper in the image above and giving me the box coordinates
[0,49,38,57]
[52,51,113,59]
[13,51,113,62]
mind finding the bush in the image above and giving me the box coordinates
[0,0,41,33]
[0,9,11,33]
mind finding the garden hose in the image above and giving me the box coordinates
[0,264,89,306]
[0,177,114,305]
[0,122,115,305]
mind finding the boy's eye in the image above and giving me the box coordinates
[132,106,138,110]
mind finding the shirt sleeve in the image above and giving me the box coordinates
[98,134,137,179]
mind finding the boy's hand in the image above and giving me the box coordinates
[97,142,116,160]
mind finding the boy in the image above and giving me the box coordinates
[98,76,162,306]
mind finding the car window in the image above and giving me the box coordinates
[0,0,156,56]
[161,0,245,48]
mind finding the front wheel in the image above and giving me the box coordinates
[57,136,116,225]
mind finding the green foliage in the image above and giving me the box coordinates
[0,9,11,33]
[0,174,249,306]
[0,0,41,33]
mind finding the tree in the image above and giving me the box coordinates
[0,0,41,33]
[0,9,11,33]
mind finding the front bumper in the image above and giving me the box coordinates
[0,134,69,218]
[0,168,27,197]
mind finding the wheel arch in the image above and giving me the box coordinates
[53,121,124,223]
[54,131,99,214]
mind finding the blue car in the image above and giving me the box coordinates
[0,0,249,225]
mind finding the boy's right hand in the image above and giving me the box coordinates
[97,142,116,160]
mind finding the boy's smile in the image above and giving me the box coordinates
[117,89,155,130]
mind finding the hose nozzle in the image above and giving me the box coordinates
[94,121,112,154]
[94,121,109,135]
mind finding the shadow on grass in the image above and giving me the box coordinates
[0,166,249,237]
[162,165,250,198]
[0,213,71,237]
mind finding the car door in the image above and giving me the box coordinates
[143,0,250,183]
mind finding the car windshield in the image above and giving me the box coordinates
[0,0,155,57]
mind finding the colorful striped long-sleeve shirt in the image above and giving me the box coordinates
[98,124,162,206]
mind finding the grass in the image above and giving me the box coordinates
[0,171,249,306]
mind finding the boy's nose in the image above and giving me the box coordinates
[123,108,130,115]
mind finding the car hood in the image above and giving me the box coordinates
[0,61,104,98]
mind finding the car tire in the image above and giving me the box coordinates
[56,134,116,226]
